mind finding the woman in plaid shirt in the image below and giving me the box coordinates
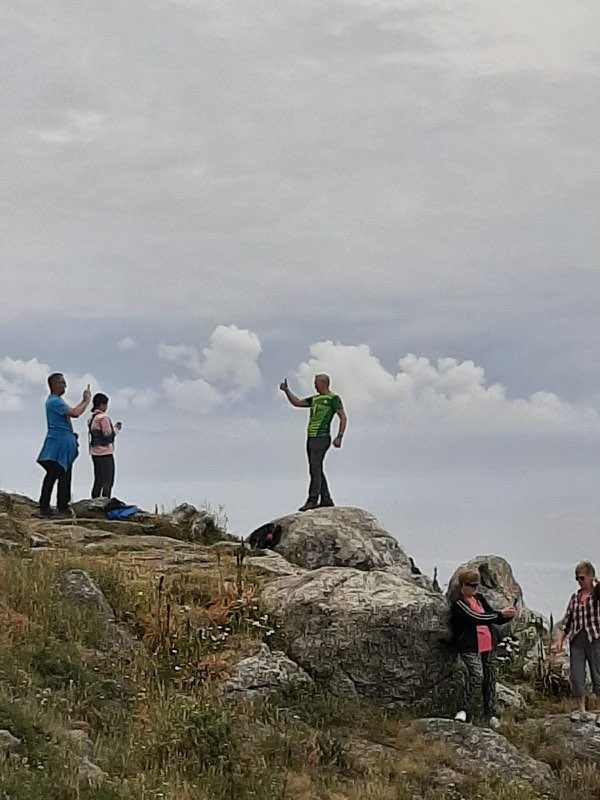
[557,560,600,720]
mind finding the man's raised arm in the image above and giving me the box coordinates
[66,385,92,418]
[279,378,310,408]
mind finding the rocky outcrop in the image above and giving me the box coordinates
[245,550,307,578]
[412,718,554,792]
[262,566,455,707]
[523,713,600,767]
[265,507,413,573]
[0,729,21,756]
[60,569,139,652]
[446,555,523,610]
[224,644,312,697]
[61,570,114,618]
[496,682,526,711]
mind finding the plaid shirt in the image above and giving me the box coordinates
[561,590,600,642]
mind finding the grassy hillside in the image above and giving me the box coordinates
[0,504,596,798]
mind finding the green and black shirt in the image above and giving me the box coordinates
[303,392,343,438]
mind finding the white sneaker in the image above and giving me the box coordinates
[488,716,501,730]
[454,710,467,722]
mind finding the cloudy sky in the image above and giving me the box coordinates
[2,1,600,611]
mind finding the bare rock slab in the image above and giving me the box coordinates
[269,507,413,572]
[524,713,600,767]
[224,644,312,697]
[262,566,455,707]
[412,718,554,793]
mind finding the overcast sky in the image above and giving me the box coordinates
[2,1,600,613]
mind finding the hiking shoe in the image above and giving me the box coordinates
[298,501,318,512]
[55,508,74,520]
[32,508,54,518]
[454,710,467,722]
[318,500,335,508]
[488,716,501,730]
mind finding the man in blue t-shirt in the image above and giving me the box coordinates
[37,373,91,517]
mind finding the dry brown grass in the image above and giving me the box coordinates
[0,548,595,800]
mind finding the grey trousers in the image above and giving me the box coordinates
[306,435,332,504]
[569,630,600,698]
[459,652,497,719]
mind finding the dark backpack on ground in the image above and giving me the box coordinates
[248,522,282,550]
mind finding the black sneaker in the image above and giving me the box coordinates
[318,500,335,508]
[55,508,74,519]
[32,508,55,518]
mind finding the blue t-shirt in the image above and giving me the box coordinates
[37,395,79,471]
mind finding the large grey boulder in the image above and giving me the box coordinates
[269,507,413,573]
[446,555,523,609]
[262,566,455,707]
[224,644,312,697]
[412,718,554,793]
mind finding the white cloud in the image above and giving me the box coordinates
[157,343,201,371]
[35,110,107,145]
[116,337,139,352]
[201,325,262,399]
[0,357,50,385]
[0,357,51,412]
[295,341,600,437]
[162,374,221,413]
[110,387,159,411]
[158,324,262,405]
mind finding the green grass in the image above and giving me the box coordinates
[0,552,597,800]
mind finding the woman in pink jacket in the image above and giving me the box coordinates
[88,393,122,499]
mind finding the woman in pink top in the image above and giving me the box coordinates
[451,568,516,728]
[88,393,122,499]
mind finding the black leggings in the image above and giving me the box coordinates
[91,455,115,498]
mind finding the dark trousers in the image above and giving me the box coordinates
[459,651,498,719]
[306,435,333,505]
[39,460,72,512]
[91,455,115,499]
[569,629,600,697]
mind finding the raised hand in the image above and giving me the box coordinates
[279,378,289,392]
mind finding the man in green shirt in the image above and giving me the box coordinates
[279,373,347,511]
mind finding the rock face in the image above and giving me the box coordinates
[224,644,312,697]
[245,550,306,578]
[268,507,413,573]
[446,555,523,609]
[496,682,526,711]
[412,718,554,793]
[61,570,114,619]
[262,567,455,707]
[60,569,139,652]
[0,729,21,755]
[524,714,600,767]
